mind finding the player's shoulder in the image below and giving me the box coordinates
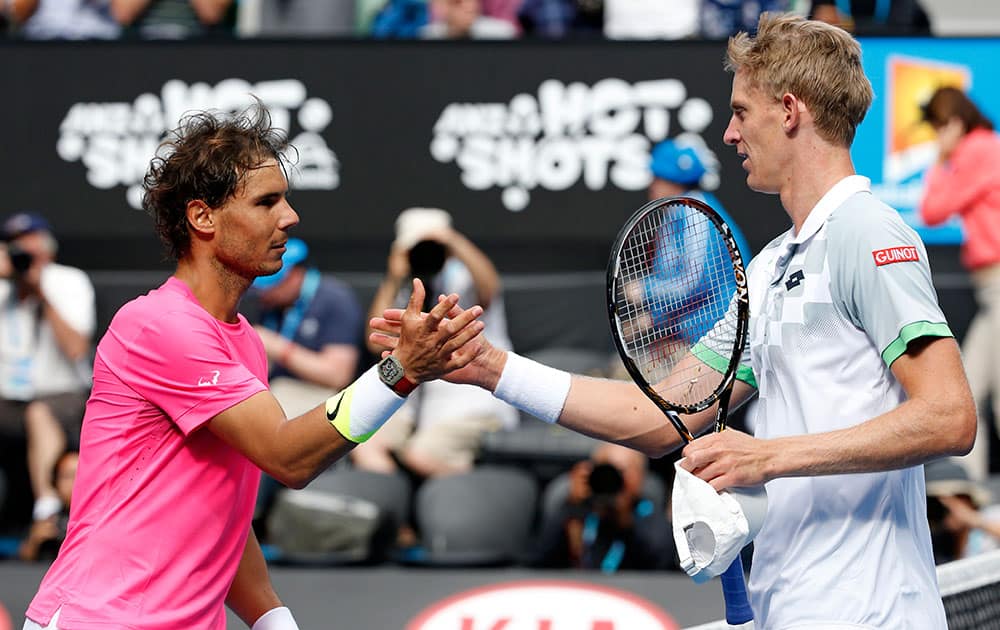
[110,279,213,336]
[826,191,919,246]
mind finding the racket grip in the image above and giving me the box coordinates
[720,556,753,625]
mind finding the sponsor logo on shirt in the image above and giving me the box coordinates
[873,246,919,267]
[197,370,221,387]
[785,269,805,291]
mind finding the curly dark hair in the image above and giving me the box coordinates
[142,104,290,260]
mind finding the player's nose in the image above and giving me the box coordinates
[279,200,300,230]
[723,117,740,146]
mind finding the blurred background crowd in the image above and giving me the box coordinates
[0,0,961,42]
[3,0,1000,588]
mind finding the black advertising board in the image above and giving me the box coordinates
[0,39,782,272]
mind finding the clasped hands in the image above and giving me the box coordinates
[370,278,491,384]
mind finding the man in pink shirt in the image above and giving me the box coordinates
[23,106,485,630]
[920,86,1000,482]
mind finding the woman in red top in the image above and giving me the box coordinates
[920,86,1000,481]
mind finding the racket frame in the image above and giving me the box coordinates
[607,195,754,626]
[606,195,750,442]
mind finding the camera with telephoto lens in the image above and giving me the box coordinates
[408,240,448,311]
[407,239,447,278]
[6,242,34,276]
[587,463,625,511]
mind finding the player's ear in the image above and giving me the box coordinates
[780,93,805,134]
[186,200,216,236]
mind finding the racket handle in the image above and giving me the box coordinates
[720,556,753,625]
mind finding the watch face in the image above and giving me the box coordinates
[379,356,404,385]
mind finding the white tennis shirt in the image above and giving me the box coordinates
[739,176,949,629]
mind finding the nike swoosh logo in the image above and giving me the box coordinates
[327,393,344,421]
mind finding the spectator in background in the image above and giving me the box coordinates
[925,459,1000,564]
[530,443,675,571]
[480,0,520,29]
[518,0,603,39]
[0,0,37,35]
[603,0,700,40]
[251,238,363,418]
[110,0,234,38]
[810,0,931,35]
[919,86,1000,482]
[701,0,790,39]
[648,135,751,261]
[370,0,429,38]
[0,213,94,532]
[354,207,518,479]
[18,450,77,563]
[236,0,356,38]
[20,0,120,39]
[420,0,516,38]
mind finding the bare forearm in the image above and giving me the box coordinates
[475,348,696,457]
[767,397,974,480]
[559,376,689,457]
[227,530,282,628]
[264,405,356,488]
[210,392,356,489]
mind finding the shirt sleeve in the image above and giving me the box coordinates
[691,290,756,389]
[829,201,953,368]
[119,310,268,435]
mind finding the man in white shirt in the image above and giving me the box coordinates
[0,213,95,529]
[371,14,976,629]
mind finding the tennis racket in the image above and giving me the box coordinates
[607,195,752,626]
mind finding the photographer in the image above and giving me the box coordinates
[355,207,518,480]
[925,459,1000,564]
[530,443,677,571]
[0,213,95,533]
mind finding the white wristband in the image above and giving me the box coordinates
[493,351,571,424]
[326,365,407,443]
[252,607,300,630]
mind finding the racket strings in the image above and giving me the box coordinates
[613,202,741,409]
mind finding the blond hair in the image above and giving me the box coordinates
[725,13,873,147]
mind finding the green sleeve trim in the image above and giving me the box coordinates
[691,342,757,389]
[736,364,758,389]
[881,321,954,367]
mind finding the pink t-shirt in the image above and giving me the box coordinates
[27,277,269,630]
